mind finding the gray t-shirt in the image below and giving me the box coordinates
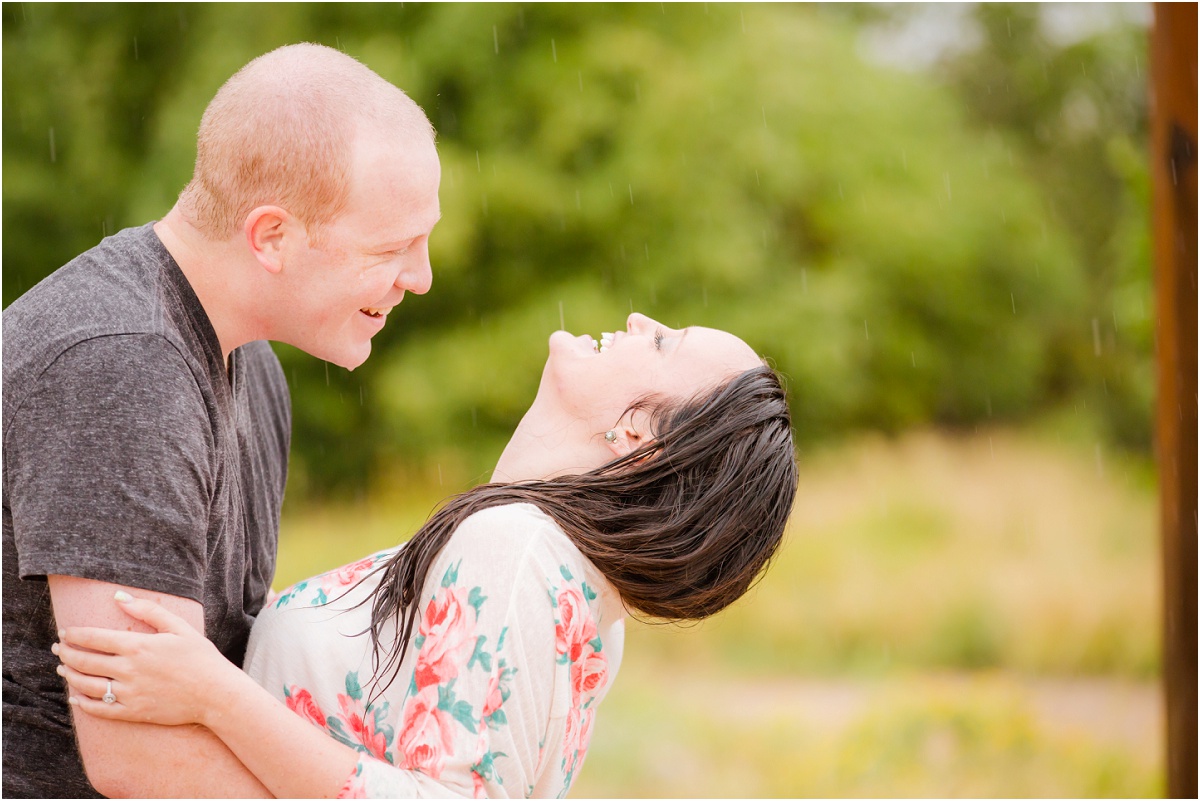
[2,223,291,798]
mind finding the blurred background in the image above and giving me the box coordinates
[3,3,1160,796]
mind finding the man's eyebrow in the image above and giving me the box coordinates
[377,214,442,250]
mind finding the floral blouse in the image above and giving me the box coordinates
[244,503,626,798]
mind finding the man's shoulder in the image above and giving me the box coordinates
[2,224,215,421]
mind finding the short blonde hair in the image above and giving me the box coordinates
[178,43,433,240]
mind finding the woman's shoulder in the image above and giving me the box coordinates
[451,501,572,555]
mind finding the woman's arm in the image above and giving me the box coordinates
[58,593,361,799]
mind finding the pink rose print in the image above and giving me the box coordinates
[398,685,456,779]
[338,694,390,762]
[414,586,477,690]
[562,705,597,765]
[563,704,581,760]
[472,768,487,799]
[285,686,327,729]
[338,762,368,799]
[318,555,378,595]
[571,648,608,702]
[482,669,504,718]
[555,587,598,663]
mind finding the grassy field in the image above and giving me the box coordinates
[275,427,1162,797]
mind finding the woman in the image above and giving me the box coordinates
[55,312,797,798]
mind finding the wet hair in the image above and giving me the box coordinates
[364,364,798,693]
[177,43,433,240]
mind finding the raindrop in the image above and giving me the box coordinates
[628,184,634,205]
[493,25,499,55]
[761,105,767,129]
[559,300,565,330]
[48,127,56,163]
[1092,317,1101,356]
[863,320,869,340]
[755,169,760,186]
[324,361,330,385]
[1011,292,1016,314]
[943,173,952,202]
[837,183,844,200]
[644,243,650,262]
[608,182,614,198]
[551,38,557,63]
[437,463,444,486]
[911,351,916,367]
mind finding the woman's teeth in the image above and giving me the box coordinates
[599,333,614,352]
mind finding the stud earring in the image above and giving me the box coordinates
[604,430,618,443]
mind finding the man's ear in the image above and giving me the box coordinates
[243,206,293,275]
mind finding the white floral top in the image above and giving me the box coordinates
[244,503,626,799]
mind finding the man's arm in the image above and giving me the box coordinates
[49,576,272,798]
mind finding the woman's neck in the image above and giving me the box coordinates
[490,401,607,483]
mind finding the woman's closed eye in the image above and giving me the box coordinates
[653,329,665,351]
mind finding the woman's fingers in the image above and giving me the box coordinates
[57,625,138,657]
[53,639,125,679]
[113,591,194,635]
[58,663,111,701]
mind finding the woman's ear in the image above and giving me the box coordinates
[603,418,655,458]
[243,205,293,275]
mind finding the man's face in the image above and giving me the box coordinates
[276,130,441,370]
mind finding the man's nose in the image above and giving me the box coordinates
[397,246,433,296]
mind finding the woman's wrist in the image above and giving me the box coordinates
[196,655,260,732]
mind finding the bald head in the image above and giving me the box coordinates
[178,43,434,240]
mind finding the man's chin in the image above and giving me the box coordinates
[303,342,371,372]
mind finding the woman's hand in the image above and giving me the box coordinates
[54,591,236,728]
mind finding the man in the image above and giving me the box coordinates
[2,43,441,797]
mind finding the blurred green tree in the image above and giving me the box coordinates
[2,3,1149,498]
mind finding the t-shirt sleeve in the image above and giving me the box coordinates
[5,334,215,600]
[336,508,611,799]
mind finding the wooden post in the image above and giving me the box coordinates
[1151,4,1197,798]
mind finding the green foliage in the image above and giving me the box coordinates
[2,4,1151,497]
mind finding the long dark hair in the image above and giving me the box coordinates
[364,364,797,693]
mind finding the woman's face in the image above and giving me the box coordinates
[542,312,761,429]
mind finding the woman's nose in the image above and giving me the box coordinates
[626,312,657,332]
